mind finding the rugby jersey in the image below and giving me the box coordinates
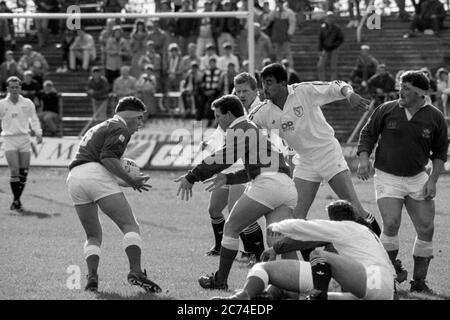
[0,94,42,137]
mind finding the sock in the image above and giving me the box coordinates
[242,222,265,260]
[123,232,142,273]
[84,242,101,276]
[300,248,315,261]
[211,216,225,250]
[216,236,239,284]
[10,176,21,202]
[310,256,332,298]
[18,168,29,199]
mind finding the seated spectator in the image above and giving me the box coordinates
[180,42,201,77]
[217,42,239,73]
[113,65,137,99]
[129,19,148,78]
[21,70,41,106]
[136,64,159,117]
[368,64,396,106]
[0,50,22,92]
[181,61,203,118]
[281,58,300,85]
[403,0,446,38]
[420,67,437,102]
[165,43,183,92]
[199,43,219,71]
[56,29,76,73]
[436,67,450,117]
[138,40,163,92]
[69,28,97,71]
[38,80,61,137]
[219,61,237,94]
[349,45,378,91]
[105,26,131,86]
[86,66,110,120]
[200,56,222,127]
[17,44,48,86]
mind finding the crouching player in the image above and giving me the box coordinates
[66,96,161,293]
[214,200,396,300]
[175,95,298,290]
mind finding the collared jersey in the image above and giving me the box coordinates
[69,116,131,170]
[0,94,42,136]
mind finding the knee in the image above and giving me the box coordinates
[208,206,224,218]
[223,221,241,238]
[10,168,20,177]
[416,223,434,240]
[381,217,401,236]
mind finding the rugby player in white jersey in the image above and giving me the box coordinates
[213,200,396,300]
[0,76,42,212]
[249,63,381,250]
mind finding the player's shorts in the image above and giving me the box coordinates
[1,135,31,152]
[374,169,428,201]
[293,143,349,183]
[66,162,122,205]
[245,172,297,210]
[363,265,394,300]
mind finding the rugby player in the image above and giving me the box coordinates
[66,96,161,293]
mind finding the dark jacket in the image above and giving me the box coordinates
[419,0,446,22]
[368,72,396,94]
[319,22,344,52]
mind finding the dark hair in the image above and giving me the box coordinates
[115,96,146,113]
[400,70,430,91]
[260,63,288,83]
[234,72,257,90]
[327,200,372,229]
[212,95,245,118]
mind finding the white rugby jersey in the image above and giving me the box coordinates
[0,94,42,136]
[271,219,395,275]
[249,81,349,160]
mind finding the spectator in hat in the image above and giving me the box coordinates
[69,28,97,71]
[200,56,222,127]
[17,44,48,87]
[200,43,219,71]
[181,60,203,117]
[219,61,238,95]
[368,64,396,106]
[136,64,159,117]
[99,19,116,68]
[86,66,110,121]
[350,45,379,91]
[21,70,41,107]
[180,42,201,78]
[216,0,241,56]
[105,26,131,86]
[113,65,137,100]
[129,19,149,78]
[138,40,163,92]
[217,42,239,73]
[318,11,344,81]
[165,43,183,92]
[38,80,61,137]
[0,50,22,92]
[436,68,450,117]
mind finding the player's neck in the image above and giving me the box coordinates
[8,94,19,104]
[272,90,288,110]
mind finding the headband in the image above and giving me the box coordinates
[402,82,428,96]
[116,110,144,118]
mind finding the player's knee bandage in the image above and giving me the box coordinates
[221,235,239,250]
[123,232,142,249]
[10,175,20,183]
[83,241,101,259]
[380,234,399,251]
[299,261,314,293]
[247,263,269,288]
[413,237,433,257]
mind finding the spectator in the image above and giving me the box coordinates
[196,1,215,57]
[18,44,49,87]
[216,0,241,56]
[113,65,137,99]
[173,0,199,55]
[217,42,239,73]
[349,45,379,91]
[259,1,272,35]
[200,57,222,127]
[136,64,159,117]
[420,67,437,102]
[21,70,41,106]
[0,14,10,67]
[147,19,170,91]
[281,58,300,85]
[394,69,406,92]
[253,22,273,72]
[180,42,201,77]
[181,61,203,118]
[199,43,219,71]
[403,0,446,38]
[105,26,130,86]
[101,0,127,12]
[99,19,116,68]
[69,28,96,72]
[318,11,344,81]
[56,29,76,73]
[33,0,59,47]
[0,50,22,92]
[395,0,410,22]
[268,0,296,68]
[138,40,163,92]
[219,61,237,95]
[368,64,396,106]
[86,66,110,121]
[157,0,176,36]
[436,68,449,117]
[164,43,183,92]
[129,19,149,78]
[38,80,61,137]
[0,1,14,54]
[347,0,363,28]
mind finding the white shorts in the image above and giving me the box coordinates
[245,172,297,210]
[66,162,122,205]
[374,169,428,201]
[363,265,394,300]
[293,144,348,183]
[2,135,31,152]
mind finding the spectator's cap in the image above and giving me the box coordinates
[168,43,179,51]
[208,56,217,63]
[5,50,13,56]
[242,59,249,66]
[146,40,155,47]
[145,64,154,70]
[112,25,123,32]
[190,61,199,68]
[436,67,449,76]
[223,42,232,49]
[91,66,101,73]
[43,80,54,87]
[146,19,154,27]
[281,58,289,66]
[378,63,386,68]
[326,11,334,16]
[23,44,32,51]
[361,45,370,50]
[206,43,215,50]
[24,70,33,76]
[223,0,232,5]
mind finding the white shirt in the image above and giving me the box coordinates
[249,81,349,160]
[271,219,396,275]
[0,94,42,137]
[217,54,240,73]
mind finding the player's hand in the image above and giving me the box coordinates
[199,140,209,151]
[423,178,437,200]
[357,157,372,181]
[260,247,277,262]
[174,175,193,201]
[36,135,43,144]
[204,173,227,192]
[132,175,151,192]
[309,248,326,261]
[348,92,370,112]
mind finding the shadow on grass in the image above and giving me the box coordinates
[95,290,176,300]
[397,289,450,300]
[10,209,61,219]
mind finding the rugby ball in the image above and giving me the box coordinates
[116,158,141,187]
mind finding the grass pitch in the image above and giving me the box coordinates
[0,167,449,300]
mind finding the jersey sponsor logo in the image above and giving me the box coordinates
[422,128,431,139]
[386,120,397,130]
[293,106,303,118]
[118,134,125,142]
[281,121,295,131]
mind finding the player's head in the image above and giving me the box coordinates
[6,76,21,95]
[260,63,288,101]
[327,200,357,222]
[399,70,430,107]
[115,96,146,134]
[234,72,258,110]
[212,95,245,131]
